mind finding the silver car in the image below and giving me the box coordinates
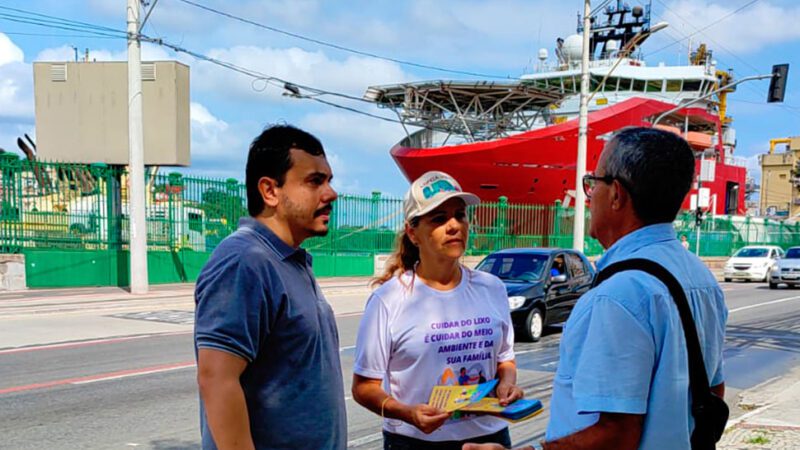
[770,247,800,289]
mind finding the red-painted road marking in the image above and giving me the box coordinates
[0,361,196,395]
[0,331,193,355]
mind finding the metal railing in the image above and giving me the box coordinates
[0,155,797,259]
[0,155,246,254]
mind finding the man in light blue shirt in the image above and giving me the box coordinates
[465,127,727,450]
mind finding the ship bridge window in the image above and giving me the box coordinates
[619,78,633,91]
[666,80,683,92]
[530,79,548,89]
[683,80,702,91]
[562,76,577,93]
[603,77,619,92]
[646,80,664,92]
[590,76,602,91]
[633,79,646,92]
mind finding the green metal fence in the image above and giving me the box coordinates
[4,154,800,287]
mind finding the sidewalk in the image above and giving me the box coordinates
[0,278,373,350]
[719,366,800,449]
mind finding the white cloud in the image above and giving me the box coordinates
[0,62,34,121]
[189,102,244,160]
[191,102,227,128]
[0,34,24,66]
[663,1,800,54]
[325,152,361,194]
[0,34,32,122]
[300,109,407,154]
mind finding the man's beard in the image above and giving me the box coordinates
[282,194,331,237]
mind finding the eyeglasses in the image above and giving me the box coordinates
[582,173,617,199]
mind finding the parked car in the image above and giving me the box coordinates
[723,245,784,282]
[475,248,595,342]
[769,246,800,289]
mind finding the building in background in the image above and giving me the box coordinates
[760,137,800,218]
[33,61,190,166]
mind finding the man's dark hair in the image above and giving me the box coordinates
[246,124,325,216]
[605,127,696,225]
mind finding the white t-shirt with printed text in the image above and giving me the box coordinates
[353,267,516,441]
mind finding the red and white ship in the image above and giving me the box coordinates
[365,1,745,215]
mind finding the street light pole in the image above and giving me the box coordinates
[128,0,148,294]
[572,0,591,252]
[653,73,778,258]
[652,74,777,127]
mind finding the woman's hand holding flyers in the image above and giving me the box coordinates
[496,381,524,406]
[408,404,451,434]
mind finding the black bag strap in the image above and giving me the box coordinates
[593,258,712,403]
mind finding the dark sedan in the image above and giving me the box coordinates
[476,248,595,341]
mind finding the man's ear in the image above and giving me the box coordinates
[258,176,280,208]
[611,179,628,211]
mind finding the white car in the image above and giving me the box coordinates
[769,247,800,289]
[723,246,784,282]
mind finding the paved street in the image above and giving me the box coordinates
[0,281,799,449]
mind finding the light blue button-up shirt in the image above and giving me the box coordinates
[546,223,727,449]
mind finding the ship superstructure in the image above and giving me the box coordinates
[365,1,745,215]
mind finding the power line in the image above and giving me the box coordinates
[0,30,121,39]
[0,6,126,37]
[649,0,800,120]
[648,0,760,72]
[175,0,511,80]
[0,5,401,126]
[0,13,127,39]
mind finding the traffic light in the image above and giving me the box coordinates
[695,208,703,227]
[767,64,789,103]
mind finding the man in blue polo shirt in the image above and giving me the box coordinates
[465,127,727,450]
[194,125,346,449]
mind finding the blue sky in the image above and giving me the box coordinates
[0,0,798,197]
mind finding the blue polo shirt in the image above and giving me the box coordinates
[194,217,347,450]
[546,223,727,449]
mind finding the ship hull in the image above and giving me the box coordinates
[391,97,745,215]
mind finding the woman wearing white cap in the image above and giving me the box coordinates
[352,171,523,449]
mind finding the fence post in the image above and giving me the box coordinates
[225,178,240,236]
[330,195,340,255]
[89,163,109,248]
[168,173,183,251]
[371,191,381,257]
[744,216,751,250]
[0,154,20,252]
[552,200,562,248]
[497,196,508,250]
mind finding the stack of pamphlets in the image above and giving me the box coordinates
[427,379,543,422]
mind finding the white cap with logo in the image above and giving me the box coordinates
[403,171,481,221]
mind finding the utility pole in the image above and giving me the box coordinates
[128,0,148,294]
[572,0,591,252]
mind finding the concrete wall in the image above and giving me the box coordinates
[0,254,26,291]
[33,61,190,166]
